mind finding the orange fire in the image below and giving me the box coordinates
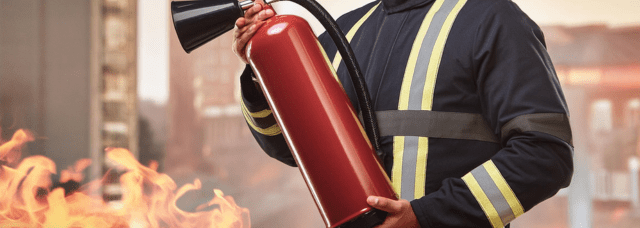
[0,129,250,228]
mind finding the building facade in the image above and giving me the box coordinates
[0,0,138,194]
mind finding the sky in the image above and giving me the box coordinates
[137,0,640,105]
[137,0,169,105]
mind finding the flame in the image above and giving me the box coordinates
[60,159,92,183]
[0,129,35,165]
[0,130,250,228]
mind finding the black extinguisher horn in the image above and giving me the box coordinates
[171,0,240,53]
[171,0,281,53]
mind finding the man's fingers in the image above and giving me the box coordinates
[243,2,263,19]
[232,0,269,65]
[367,196,402,213]
[256,8,275,21]
[236,18,246,28]
[235,23,252,38]
[237,22,264,49]
[245,8,273,26]
[234,18,247,38]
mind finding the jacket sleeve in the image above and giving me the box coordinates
[410,1,573,227]
[239,65,297,166]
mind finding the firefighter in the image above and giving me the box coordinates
[233,0,573,227]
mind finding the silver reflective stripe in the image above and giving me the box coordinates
[400,0,461,201]
[401,136,419,198]
[471,165,516,225]
[462,160,524,227]
[406,0,460,111]
[376,110,499,143]
[501,113,572,146]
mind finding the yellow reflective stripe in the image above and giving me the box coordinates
[397,0,468,200]
[421,0,465,110]
[412,0,467,199]
[465,160,524,227]
[241,100,272,118]
[462,173,505,228]
[241,101,282,136]
[414,0,467,200]
[331,2,381,71]
[351,110,372,146]
[392,136,404,195]
[241,108,282,136]
[393,0,444,199]
[484,161,525,218]
[398,0,443,110]
[317,39,342,84]
[414,137,428,198]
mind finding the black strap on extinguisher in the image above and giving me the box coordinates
[287,0,383,156]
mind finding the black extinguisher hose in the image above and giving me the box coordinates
[285,0,382,154]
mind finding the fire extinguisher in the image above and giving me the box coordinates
[171,0,398,227]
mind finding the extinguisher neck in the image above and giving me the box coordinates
[240,0,281,10]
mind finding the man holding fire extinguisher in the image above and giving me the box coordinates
[234,0,573,227]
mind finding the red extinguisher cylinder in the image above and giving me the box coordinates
[246,10,398,228]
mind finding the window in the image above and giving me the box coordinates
[591,99,613,133]
[625,99,640,128]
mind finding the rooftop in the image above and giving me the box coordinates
[541,25,640,67]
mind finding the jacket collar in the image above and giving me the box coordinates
[381,0,434,14]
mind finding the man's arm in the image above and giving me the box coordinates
[408,1,573,227]
[233,0,297,166]
[239,65,298,166]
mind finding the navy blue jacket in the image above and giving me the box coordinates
[239,0,573,227]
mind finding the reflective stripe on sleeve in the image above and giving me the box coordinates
[462,160,524,228]
[246,106,272,118]
[394,0,467,201]
[241,100,282,136]
[501,113,573,146]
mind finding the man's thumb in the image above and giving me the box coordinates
[367,196,400,213]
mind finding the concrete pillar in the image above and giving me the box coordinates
[565,87,592,228]
[630,156,639,214]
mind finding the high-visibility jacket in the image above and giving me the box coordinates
[239,0,573,227]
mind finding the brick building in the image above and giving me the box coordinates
[514,25,640,228]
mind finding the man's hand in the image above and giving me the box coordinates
[367,196,420,228]
[232,0,275,64]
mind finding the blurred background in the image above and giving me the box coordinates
[0,0,639,227]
